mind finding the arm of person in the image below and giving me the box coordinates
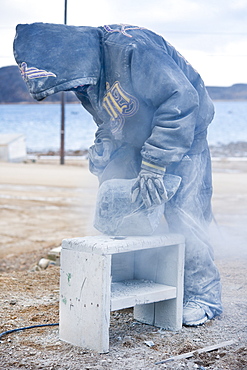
[130,44,199,206]
[131,45,199,168]
[75,90,118,174]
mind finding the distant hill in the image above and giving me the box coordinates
[0,65,77,104]
[1,65,247,103]
[206,84,247,100]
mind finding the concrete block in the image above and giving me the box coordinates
[59,234,185,353]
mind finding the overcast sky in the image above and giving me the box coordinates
[1,0,247,86]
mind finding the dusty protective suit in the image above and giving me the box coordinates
[13,23,223,324]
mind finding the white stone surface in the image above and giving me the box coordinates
[60,234,185,353]
[0,134,27,162]
[62,234,184,254]
[111,280,176,311]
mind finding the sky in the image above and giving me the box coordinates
[1,0,247,86]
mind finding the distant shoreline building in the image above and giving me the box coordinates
[0,133,27,162]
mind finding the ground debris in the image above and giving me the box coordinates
[1,162,247,369]
[155,339,236,365]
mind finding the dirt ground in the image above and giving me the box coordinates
[0,158,247,369]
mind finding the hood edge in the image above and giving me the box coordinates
[30,77,97,101]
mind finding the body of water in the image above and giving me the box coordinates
[0,101,247,153]
[0,103,96,152]
[207,101,247,146]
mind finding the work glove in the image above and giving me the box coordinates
[88,138,116,176]
[131,169,168,209]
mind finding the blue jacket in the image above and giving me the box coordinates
[13,23,214,168]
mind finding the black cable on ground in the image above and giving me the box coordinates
[0,323,59,340]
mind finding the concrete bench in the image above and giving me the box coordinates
[59,234,185,353]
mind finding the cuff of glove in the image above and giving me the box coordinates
[95,128,113,141]
[141,160,166,175]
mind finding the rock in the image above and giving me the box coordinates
[47,246,61,265]
[38,258,50,269]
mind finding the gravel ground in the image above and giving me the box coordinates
[0,160,247,369]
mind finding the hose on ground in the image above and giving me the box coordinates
[0,323,59,340]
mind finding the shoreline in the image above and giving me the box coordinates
[1,98,247,105]
[3,153,247,172]
[24,140,247,160]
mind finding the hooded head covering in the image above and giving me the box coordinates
[13,22,102,100]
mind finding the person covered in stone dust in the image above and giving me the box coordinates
[13,22,222,326]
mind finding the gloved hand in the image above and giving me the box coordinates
[131,169,168,208]
[88,138,114,175]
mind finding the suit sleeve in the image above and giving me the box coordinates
[75,91,114,141]
[130,45,200,170]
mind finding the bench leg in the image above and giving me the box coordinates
[60,249,111,353]
[134,243,184,330]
